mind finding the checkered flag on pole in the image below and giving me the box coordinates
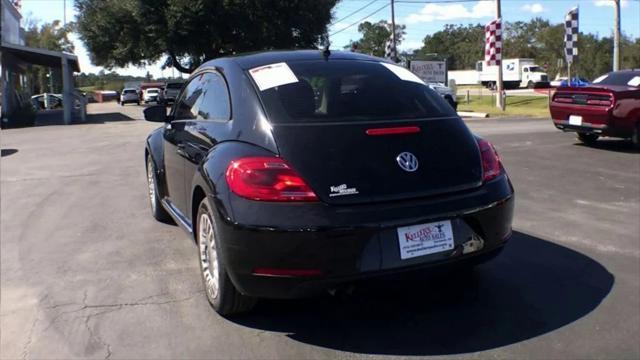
[484,18,502,66]
[384,29,396,60]
[564,7,579,64]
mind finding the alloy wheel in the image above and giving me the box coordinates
[147,159,157,211]
[199,213,219,300]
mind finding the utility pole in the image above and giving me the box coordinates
[63,0,66,26]
[613,0,621,71]
[495,0,505,110]
[391,0,397,61]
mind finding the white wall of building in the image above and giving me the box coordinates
[1,0,24,45]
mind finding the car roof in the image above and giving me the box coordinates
[205,50,390,70]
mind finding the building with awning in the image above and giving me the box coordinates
[1,0,84,125]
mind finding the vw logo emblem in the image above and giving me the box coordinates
[396,152,419,172]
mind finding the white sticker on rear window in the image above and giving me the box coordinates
[627,76,640,87]
[249,62,299,91]
[380,63,425,85]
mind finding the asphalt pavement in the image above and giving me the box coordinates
[1,103,638,359]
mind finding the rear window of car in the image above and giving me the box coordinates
[251,60,454,124]
[166,83,183,89]
[147,89,159,94]
[593,72,640,87]
[123,90,136,94]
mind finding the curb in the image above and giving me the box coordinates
[457,111,489,118]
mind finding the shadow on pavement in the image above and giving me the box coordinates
[233,231,614,356]
[574,139,639,154]
[1,149,18,157]
[35,110,134,126]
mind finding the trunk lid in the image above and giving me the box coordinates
[272,118,483,205]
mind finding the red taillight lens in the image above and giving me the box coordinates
[366,126,421,136]
[554,97,573,103]
[477,138,501,182]
[586,99,612,106]
[226,157,318,202]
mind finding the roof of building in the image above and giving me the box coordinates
[1,41,80,72]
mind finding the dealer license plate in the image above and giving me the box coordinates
[569,115,582,126]
[397,220,454,260]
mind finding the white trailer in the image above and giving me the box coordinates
[477,58,549,89]
[447,70,481,85]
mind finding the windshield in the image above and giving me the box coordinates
[528,66,543,73]
[123,90,136,94]
[147,89,159,94]
[252,60,454,124]
[593,72,640,87]
[166,83,183,89]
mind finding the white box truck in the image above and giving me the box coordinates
[477,58,549,89]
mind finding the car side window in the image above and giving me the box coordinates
[195,73,231,121]
[173,76,205,120]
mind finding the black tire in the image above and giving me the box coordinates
[137,101,140,106]
[577,132,599,145]
[527,81,535,89]
[632,123,640,149]
[120,101,124,106]
[146,155,172,223]
[196,199,257,316]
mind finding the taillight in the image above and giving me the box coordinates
[586,99,612,106]
[477,138,501,182]
[226,156,318,202]
[554,96,573,103]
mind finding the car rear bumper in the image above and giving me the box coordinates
[550,104,612,130]
[214,175,514,299]
[552,119,609,134]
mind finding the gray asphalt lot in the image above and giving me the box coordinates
[1,102,639,359]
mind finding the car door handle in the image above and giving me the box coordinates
[176,144,187,157]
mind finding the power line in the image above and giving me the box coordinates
[330,3,391,37]
[332,0,379,25]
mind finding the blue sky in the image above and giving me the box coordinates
[20,0,640,77]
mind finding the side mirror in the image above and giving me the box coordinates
[143,105,169,122]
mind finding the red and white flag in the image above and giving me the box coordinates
[485,18,502,66]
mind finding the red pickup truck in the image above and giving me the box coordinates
[550,70,640,147]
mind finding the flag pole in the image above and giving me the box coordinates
[495,0,505,111]
[391,0,397,62]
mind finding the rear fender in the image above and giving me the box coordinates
[188,141,278,230]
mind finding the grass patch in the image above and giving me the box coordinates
[458,95,550,118]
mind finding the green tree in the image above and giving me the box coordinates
[24,19,75,93]
[346,20,406,58]
[416,24,484,70]
[75,0,338,73]
[417,19,639,80]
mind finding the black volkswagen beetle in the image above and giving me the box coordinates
[144,50,514,315]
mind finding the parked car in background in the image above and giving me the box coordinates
[143,88,163,104]
[120,88,140,106]
[559,77,591,88]
[163,81,184,104]
[550,76,567,88]
[550,70,640,147]
[31,93,63,110]
[143,50,514,315]
[427,82,457,110]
